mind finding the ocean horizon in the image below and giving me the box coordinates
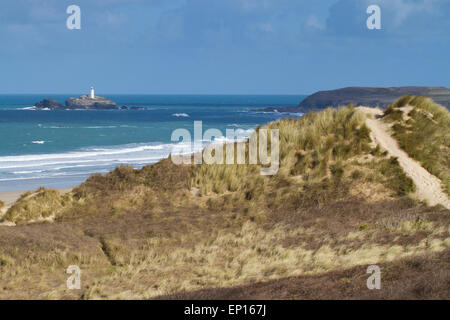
[0,94,306,191]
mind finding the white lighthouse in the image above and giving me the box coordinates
[89,86,95,99]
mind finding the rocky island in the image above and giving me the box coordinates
[34,87,119,110]
[65,95,118,110]
[260,86,450,113]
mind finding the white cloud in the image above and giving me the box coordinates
[371,0,439,27]
[389,0,436,26]
[306,14,325,30]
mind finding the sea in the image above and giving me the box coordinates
[0,94,306,191]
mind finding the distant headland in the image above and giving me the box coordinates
[259,86,450,113]
[34,87,124,110]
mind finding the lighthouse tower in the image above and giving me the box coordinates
[89,86,95,99]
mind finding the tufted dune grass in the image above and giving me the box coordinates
[2,105,416,223]
[384,96,450,195]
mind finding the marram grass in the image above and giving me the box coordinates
[384,96,450,195]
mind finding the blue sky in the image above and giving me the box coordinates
[1,0,449,94]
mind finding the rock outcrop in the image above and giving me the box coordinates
[34,98,64,109]
[65,95,118,110]
[34,95,118,110]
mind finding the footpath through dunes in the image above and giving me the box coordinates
[358,106,450,209]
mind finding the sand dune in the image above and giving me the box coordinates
[359,106,450,209]
[0,187,73,223]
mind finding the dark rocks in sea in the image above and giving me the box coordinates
[120,105,129,110]
[34,98,64,109]
[34,95,118,110]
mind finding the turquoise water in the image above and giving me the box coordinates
[0,94,305,191]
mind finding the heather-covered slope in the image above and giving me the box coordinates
[159,249,450,300]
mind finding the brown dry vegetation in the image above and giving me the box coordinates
[2,188,74,225]
[159,249,450,300]
[0,103,448,299]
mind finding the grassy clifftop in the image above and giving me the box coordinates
[273,86,450,113]
[0,101,448,299]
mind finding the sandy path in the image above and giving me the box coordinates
[358,107,450,209]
